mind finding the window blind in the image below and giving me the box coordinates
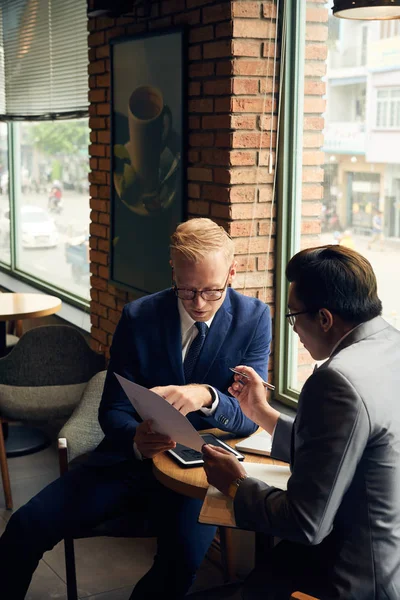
[0,0,88,120]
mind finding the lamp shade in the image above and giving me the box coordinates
[333,0,400,19]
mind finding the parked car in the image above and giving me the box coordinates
[65,234,89,282]
[20,205,59,248]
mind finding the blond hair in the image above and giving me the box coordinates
[170,218,234,264]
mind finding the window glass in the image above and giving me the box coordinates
[289,3,400,392]
[0,122,10,265]
[13,119,90,300]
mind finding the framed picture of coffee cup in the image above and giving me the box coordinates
[110,29,186,295]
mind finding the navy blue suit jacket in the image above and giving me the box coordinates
[95,287,271,464]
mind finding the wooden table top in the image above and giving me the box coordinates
[0,293,62,321]
[152,428,288,499]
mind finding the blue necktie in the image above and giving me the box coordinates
[184,321,208,383]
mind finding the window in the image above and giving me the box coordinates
[0,0,89,305]
[276,1,400,404]
[376,88,400,129]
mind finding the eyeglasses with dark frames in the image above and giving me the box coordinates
[285,310,310,327]
[173,268,231,302]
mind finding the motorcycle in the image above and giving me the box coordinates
[48,187,63,214]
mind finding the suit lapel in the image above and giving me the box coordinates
[190,291,233,384]
[330,316,390,359]
[162,290,185,385]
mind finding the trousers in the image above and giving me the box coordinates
[0,458,217,600]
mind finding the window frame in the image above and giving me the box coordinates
[0,121,90,310]
[273,0,307,408]
[375,87,400,130]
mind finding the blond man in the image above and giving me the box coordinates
[0,218,271,600]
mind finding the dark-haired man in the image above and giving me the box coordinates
[203,244,400,599]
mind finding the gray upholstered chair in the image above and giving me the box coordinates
[0,325,105,509]
[58,370,156,600]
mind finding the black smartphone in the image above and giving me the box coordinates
[167,433,244,468]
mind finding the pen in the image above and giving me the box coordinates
[229,368,275,391]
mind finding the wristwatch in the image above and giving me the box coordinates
[227,475,248,499]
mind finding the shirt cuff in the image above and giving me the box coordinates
[199,386,219,416]
[133,441,144,461]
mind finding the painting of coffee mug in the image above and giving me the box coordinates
[110,30,185,294]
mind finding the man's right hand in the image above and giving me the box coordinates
[134,420,176,459]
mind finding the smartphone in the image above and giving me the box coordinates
[167,433,244,468]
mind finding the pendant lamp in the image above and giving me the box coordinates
[333,0,400,19]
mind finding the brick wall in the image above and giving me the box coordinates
[87,0,328,391]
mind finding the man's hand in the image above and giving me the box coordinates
[202,444,247,496]
[150,384,212,416]
[134,420,176,459]
[228,365,271,424]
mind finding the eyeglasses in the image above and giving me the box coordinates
[173,268,231,302]
[285,310,310,327]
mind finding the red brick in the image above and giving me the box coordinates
[202,4,231,24]
[232,2,261,18]
[91,327,108,346]
[215,22,233,38]
[96,73,110,87]
[305,62,326,77]
[99,212,110,225]
[90,199,108,213]
[88,60,105,75]
[303,133,324,148]
[90,222,108,238]
[216,60,233,76]
[229,186,256,203]
[96,44,110,59]
[202,150,230,166]
[189,62,215,78]
[189,45,202,61]
[306,6,329,22]
[90,157,98,171]
[98,239,109,253]
[188,150,199,164]
[97,130,110,144]
[89,170,107,185]
[189,116,201,129]
[302,202,322,217]
[98,158,110,171]
[262,2,277,18]
[303,167,324,183]
[91,276,107,292]
[88,32,105,47]
[188,183,201,198]
[203,185,230,202]
[187,167,213,182]
[230,168,257,184]
[303,117,325,131]
[259,115,278,131]
[215,97,231,112]
[188,200,210,215]
[236,256,256,272]
[174,8,201,24]
[189,81,201,96]
[301,220,321,235]
[304,80,326,96]
[259,187,273,202]
[305,25,328,43]
[258,150,275,168]
[259,77,278,94]
[89,89,106,103]
[189,132,215,147]
[303,150,325,166]
[203,79,232,95]
[233,78,259,95]
[90,249,108,266]
[105,27,125,41]
[233,59,274,76]
[202,115,231,129]
[97,103,110,116]
[262,41,279,58]
[210,203,232,220]
[305,43,328,61]
[302,184,323,200]
[258,221,276,236]
[233,97,274,113]
[231,115,257,129]
[89,116,106,130]
[190,25,214,43]
[89,144,106,158]
[187,0,210,7]
[203,41,231,59]
[304,97,326,114]
[232,40,261,57]
[161,0,185,15]
[230,151,256,166]
[215,132,232,147]
[233,19,276,39]
[149,17,173,30]
[213,168,230,184]
[189,98,214,113]
[230,221,252,237]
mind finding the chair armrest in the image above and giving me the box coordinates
[58,437,69,476]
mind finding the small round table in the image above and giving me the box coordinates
[0,293,62,457]
[153,428,288,581]
[153,428,287,499]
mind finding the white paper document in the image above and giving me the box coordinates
[115,373,204,452]
[235,429,272,456]
[199,462,291,527]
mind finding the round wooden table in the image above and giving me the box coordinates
[0,292,62,354]
[153,428,288,582]
[153,428,287,500]
[0,293,62,457]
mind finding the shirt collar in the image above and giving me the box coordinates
[178,299,215,336]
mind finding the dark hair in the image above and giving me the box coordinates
[286,245,382,324]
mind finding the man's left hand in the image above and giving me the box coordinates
[203,444,247,496]
[150,384,212,415]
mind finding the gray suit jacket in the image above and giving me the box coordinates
[234,316,400,599]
